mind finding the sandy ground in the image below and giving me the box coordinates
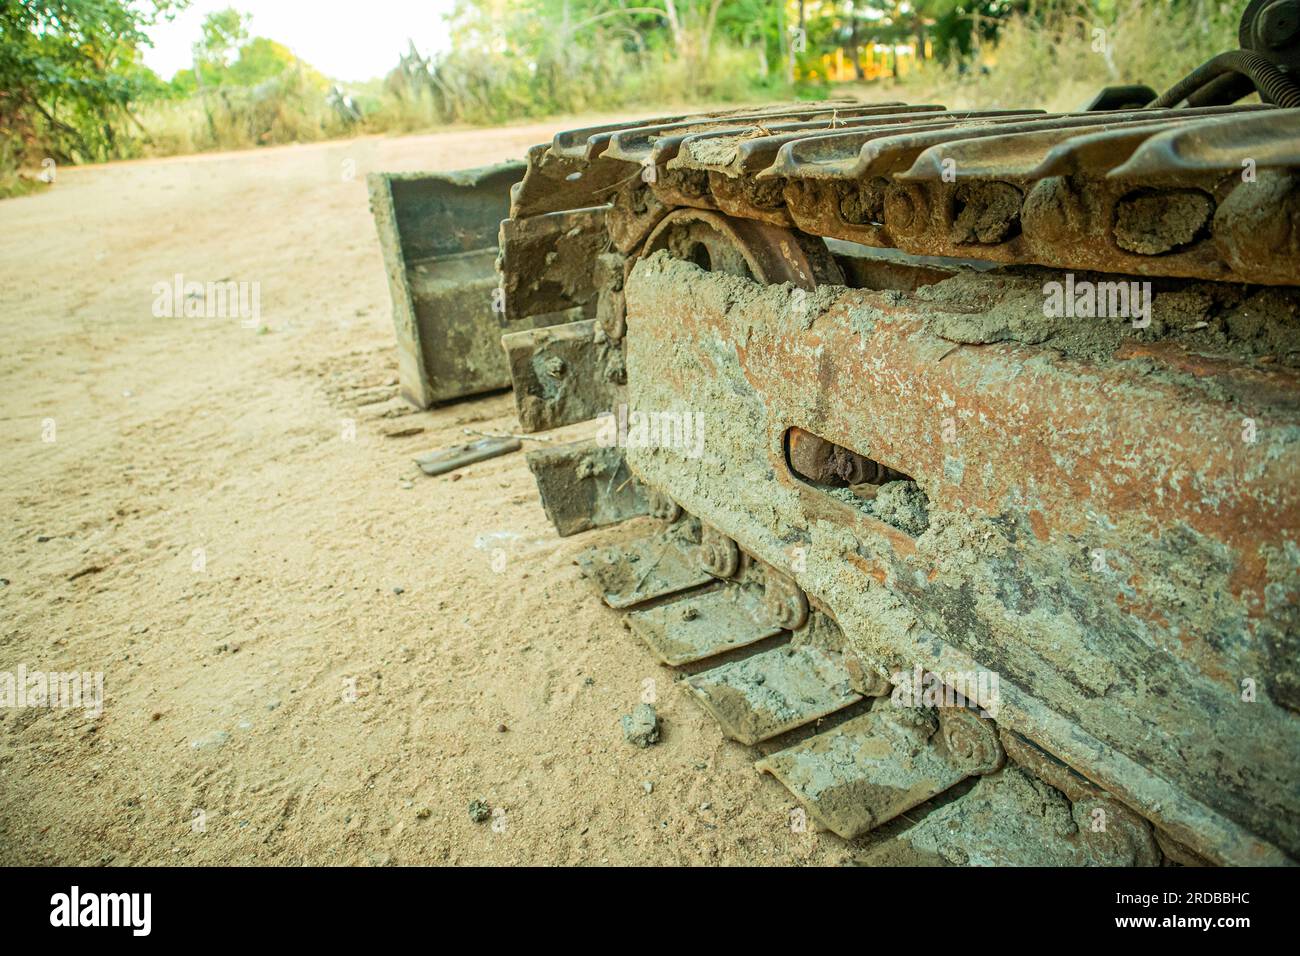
[0,118,851,865]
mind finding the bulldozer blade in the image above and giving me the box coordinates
[369,163,524,408]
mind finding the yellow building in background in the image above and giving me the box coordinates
[808,39,931,82]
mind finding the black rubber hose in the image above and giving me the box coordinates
[1150,50,1300,108]
[1185,71,1257,107]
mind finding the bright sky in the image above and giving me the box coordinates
[142,0,457,83]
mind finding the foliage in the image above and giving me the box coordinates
[903,0,1242,112]
[169,8,326,94]
[0,0,1253,188]
[378,1,780,127]
[0,0,183,164]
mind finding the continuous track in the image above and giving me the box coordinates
[494,92,1300,865]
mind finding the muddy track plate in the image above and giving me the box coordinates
[755,707,1001,839]
[627,586,783,666]
[503,320,625,432]
[860,766,1161,866]
[527,439,649,537]
[576,535,711,609]
[685,645,861,745]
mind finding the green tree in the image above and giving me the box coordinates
[228,37,304,86]
[171,24,323,95]
[197,6,246,64]
[0,0,185,163]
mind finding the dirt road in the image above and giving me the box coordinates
[0,119,848,865]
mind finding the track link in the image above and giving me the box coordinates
[500,84,1300,864]
[579,516,1164,866]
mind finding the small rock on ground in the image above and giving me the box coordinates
[621,703,660,748]
[190,730,230,750]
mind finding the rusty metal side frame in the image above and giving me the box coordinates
[621,252,1300,865]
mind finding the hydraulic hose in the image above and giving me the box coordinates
[1150,49,1300,108]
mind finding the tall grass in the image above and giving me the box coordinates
[897,0,1242,112]
[134,68,354,156]
[49,36,775,166]
[0,137,45,199]
[124,1,1248,155]
[1,1,1251,185]
[374,40,774,130]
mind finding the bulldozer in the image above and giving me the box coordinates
[370,0,1300,865]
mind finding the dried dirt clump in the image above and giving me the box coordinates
[1113,189,1213,254]
[868,481,931,537]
